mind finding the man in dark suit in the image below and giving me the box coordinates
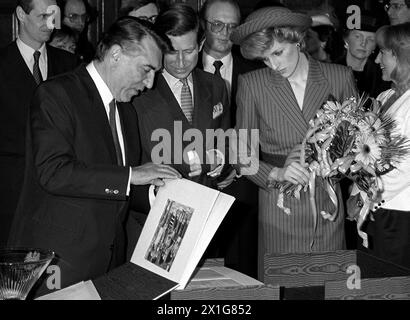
[126,4,235,258]
[7,17,181,296]
[197,0,262,278]
[0,0,78,246]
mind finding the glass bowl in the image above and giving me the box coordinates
[0,247,55,300]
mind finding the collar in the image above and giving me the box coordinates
[202,51,232,70]
[86,61,114,106]
[16,37,47,61]
[162,69,193,88]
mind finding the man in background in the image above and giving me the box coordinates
[59,0,95,62]
[197,0,262,278]
[385,0,410,25]
[0,0,78,246]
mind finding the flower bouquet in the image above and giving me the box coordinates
[275,94,410,247]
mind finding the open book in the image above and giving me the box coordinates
[130,178,235,299]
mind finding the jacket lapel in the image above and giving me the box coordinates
[157,74,193,129]
[302,57,331,124]
[77,67,118,165]
[192,69,212,133]
[266,68,307,137]
[9,42,38,87]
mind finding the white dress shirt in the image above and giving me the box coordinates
[86,62,131,194]
[16,38,48,80]
[162,69,194,108]
[375,88,410,211]
[202,51,233,101]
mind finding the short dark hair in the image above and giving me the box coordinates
[50,24,77,42]
[154,3,199,41]
[16,0,34,14]
[119,0,157,17]
[199,0,241,22]
[95,16,169,61]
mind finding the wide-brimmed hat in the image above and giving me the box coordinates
[230,7,312,45]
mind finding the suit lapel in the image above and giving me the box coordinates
[46,45,56,78]
[77,67,118,165]
[192,69,212,132]
[9,42,38,87]
[266,69,307,137]
[302,57,331,124]
[157,74,193,128]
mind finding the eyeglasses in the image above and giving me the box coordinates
[384,2,407,11]
[65,13,89,24]
[205,20,238,33]
[138,15,158,23]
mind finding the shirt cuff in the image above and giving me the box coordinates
[126,166,132,196]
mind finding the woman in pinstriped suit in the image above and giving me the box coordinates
[230,7,358,280]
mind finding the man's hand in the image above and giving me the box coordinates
[217,168,236,190]
[206,149,224,178]
[131,163,181,186]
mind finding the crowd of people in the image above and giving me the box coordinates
[1,0,410,297]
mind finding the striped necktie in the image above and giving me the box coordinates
[213,60,223,78]
[109,99,124,166]
[33,51,43,84]
[180,78,193,124]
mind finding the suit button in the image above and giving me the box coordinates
[113,190,119,195]
[105,188,110,194]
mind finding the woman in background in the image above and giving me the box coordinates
[360,22,410,269]
[336,11,390,98]
[230,7,357,280]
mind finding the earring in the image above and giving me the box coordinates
[344,42,349,49]
[296,43,301,48]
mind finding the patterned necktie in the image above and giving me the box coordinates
[213,60,223,78]
[180,78,193,124]
[109,99,124,166]
[33,51,43,84]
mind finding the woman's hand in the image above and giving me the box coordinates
[277,162,310,185]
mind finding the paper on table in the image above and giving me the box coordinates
[36,280,101,300]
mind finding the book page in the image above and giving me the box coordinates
[131,179,233,286]
[177,192,235,288]
[36,280,101,300]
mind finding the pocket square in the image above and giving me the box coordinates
[212,102,223,119]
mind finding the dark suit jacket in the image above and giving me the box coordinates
[7,65,141,293]
[197,47,264,126]
[133,68,230,190]
[0,42,78,245]
[0,42,78,157]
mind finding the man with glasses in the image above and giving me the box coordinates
[197,0,262,279]
[0,0,78,247]
[385,0,410,25]
[59,0,94,62]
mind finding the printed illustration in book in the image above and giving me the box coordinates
[131,178,235,295]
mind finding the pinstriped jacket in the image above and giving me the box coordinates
[236,56,358,190]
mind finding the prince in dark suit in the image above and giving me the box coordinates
[0,0,78,246]
[196,0,263,278]
[7,17,180,296]
[126,4,233,257]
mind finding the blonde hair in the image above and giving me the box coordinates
[376,23,410,97]
[240,26,306,60]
